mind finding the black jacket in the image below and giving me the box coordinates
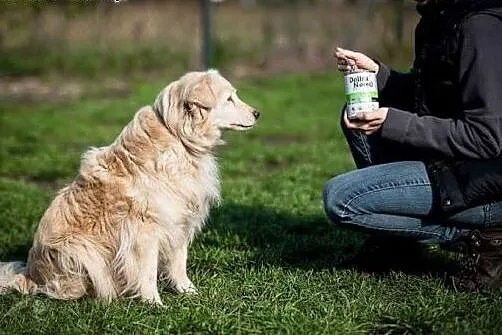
[376,0,502,216]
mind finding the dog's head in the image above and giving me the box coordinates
[153,70,259,153]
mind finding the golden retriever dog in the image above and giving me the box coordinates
[0,69,259,305]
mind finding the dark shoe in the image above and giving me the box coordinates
[450,228,502,292]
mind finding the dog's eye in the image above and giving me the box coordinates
[227,96,233,103]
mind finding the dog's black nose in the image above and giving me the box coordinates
[252,110,260,120]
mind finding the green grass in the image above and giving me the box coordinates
[1,72,502,334]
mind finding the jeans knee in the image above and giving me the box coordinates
[323,174,355,225]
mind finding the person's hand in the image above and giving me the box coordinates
[344,107,389,135]
[335,47,379,74]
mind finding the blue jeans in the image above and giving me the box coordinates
[323,111,502,244]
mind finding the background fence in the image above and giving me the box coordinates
[0,0,419,80]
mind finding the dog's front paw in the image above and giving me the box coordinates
[141,293,164,306]
[173,281,198,294]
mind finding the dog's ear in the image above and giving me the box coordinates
[187,74,217,109]
[153,81,183,127]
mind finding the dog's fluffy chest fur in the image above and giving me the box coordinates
[115,107,222,233]
[130,152,220,231]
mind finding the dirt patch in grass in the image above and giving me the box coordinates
[264,157,291,171]
[11,176,70,192]
[0,76,131,102]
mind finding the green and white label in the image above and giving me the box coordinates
[344,72,379,119]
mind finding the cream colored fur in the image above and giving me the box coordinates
[0,70,258,305]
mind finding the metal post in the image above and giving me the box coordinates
[201,0,212,69]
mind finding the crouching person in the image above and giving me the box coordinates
[324,0,502,291]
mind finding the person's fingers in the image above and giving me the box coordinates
[356,112,369,121]
[336,57,355,69]
[347,119,382,132]
[337,48,362,61]
[344,112,367,127]
[364,126,381,135]
[338,62,356,72]
[347,122,380,135]
[343,111,351,123]
[335,49,348,61]
[336,47,350,56]
[356,111,381,122]
[343,112,358,128]
[336,48,358,62]
[364,120,383,129]
[344,111,383,131]
[346,119,368,129]
[337,47,379,72]
[335,51,346,58]
[336,55,356,71]
[337,47,368,72]
[358,122,376,131]
[337,63,354,72]
[345,119,358,129]
[335,47,345,55]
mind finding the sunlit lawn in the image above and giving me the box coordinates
[1,72,501,334]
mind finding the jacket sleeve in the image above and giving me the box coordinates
[376,62,416,112]
[380,14,502,160]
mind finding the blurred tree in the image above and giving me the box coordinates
[392,0,405,45]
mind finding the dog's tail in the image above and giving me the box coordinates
[0,261,37,295]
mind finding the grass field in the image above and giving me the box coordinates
[1,72,502,334]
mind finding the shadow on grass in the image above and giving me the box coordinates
[0,201,458,282]
[1,241,32,262]
[207,201,459,279]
